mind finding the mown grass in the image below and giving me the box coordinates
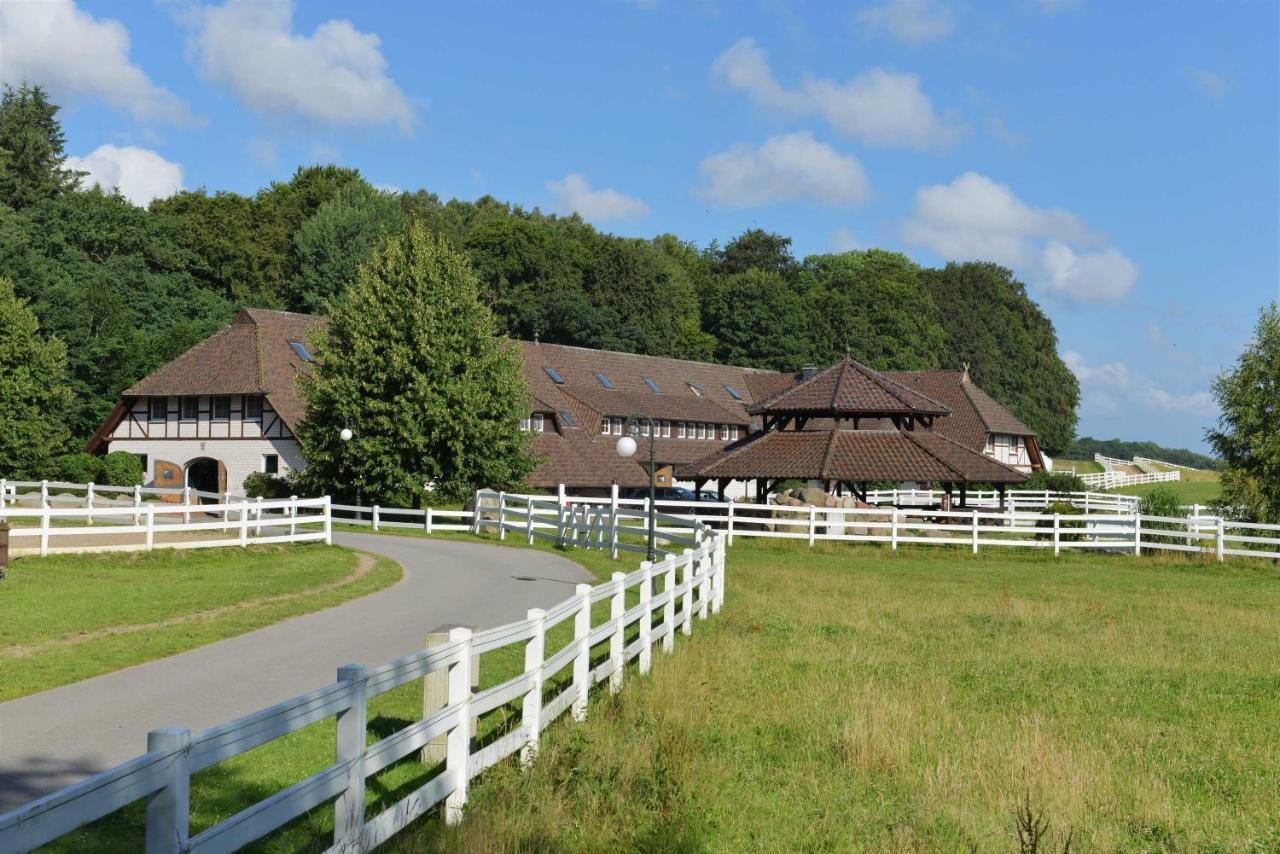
[0,545,401,701]
[1052,457,1104,474]
[418,540,1280,852]
[1113,477,1221,505]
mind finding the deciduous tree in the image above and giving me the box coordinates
[0,278,72,477]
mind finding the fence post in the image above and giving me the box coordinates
[525,495,535,544]
[134,484,143,525]
[1053,513,1060,557]
[971,509,979,554]
[698,546,711,621]
[890,508,899,550]
[145,506,155,551]
[555,490,567,547]
[183,487,192,525]
[334,664,367,850]
[571,583,592,722]
[371,504,380,532]
[609,483,620,558]
[808,505,817,547]
[40,479,48,509]
[1215,518,1225,562]
[323,496,332,545]
[86,481,95,525]
[1084,493,1091,514]
[0,478,6,511]
[679,548,695,635]
[638,561,653,675]
[497,491,507,541]
[713,534,726,612]
[288,495,298,538]
[420,633,450,765]
[662,558,677,653]
[1134,513,1142,556]
[444,627,473,826]
[222,491,231,532]
[144,727,191,854]
[239,501,249,547]
[606,572,627,694]
[425,506,433,535]
[40,504,50,557]
[726,497,735,546]
[520,608,546,767]
[255,496,263,535]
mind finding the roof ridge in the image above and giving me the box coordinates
[520,339,778,375]
[819,430,839,479]
[856,360,952,413]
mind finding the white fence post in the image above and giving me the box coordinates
[497,492,506,541]
[239,501,249,547]
[144,727,191,854]
[1134,514,1142,556]
[145,506,155,551]
[134,484,143,525]
[372,504,380,532]
[555,490,567,546]
[520,608,546,767]
[1053,513,1060,557]
[698,546,711,621]
[890,508,899,551]
[288,495,297,538]
[807,505,816,546]
[323,496,333,545]
[971,509,979,554]
[526,495,535,544]
[713,535,726,612]
[609,484,620,558]
[222,491,231,532]
[0,478,6,511]
[726,497,735,546]
[334,664,368,849]
[662,558,677,653]
[40,504,50,557]
[40,479,48,509]
[425,506,433,535]
[638,561,653,675]
[255,496,263,535]
[608,572,626,693]
[571,583,592,722]
[444,627,473,826]
[86,482,95,525]
[681,549,694,635]
[183,487,192,525]
[1216,518,1225,562]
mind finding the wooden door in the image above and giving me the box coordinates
[217,460,228,495]
[154,460,182,503]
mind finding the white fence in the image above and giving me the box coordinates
[330,501,474,534]
[1093,452,1133,471]
[1079,469,1180,489]
[1132,456,1209,473]
[0,492,726,853]
[861,487,1140,513]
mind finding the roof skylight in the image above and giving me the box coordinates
[543,367,565,384]
[594,372,614,389]
[724,384,743,401]
[643,377,661,393]
[559,409,579,428]
[289,341,313,362]
[688,382,705,396]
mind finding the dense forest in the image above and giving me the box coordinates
[1065,437,1222,470]
[0,84,1080,454]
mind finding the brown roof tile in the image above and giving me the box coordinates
[750,358,950,417]
[888,370,1035,449]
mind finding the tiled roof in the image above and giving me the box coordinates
[678,428,1027,484]
[749,357,950,417]
[124,308,322,432]
[526,431,651,488]
[888,370,1036,447]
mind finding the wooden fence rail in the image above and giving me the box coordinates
[0,491,726,853]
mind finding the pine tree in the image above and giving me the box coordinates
[0,84,84,210]
[0,277,72,477]
[298,222,536,504]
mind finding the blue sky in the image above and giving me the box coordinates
[2,0,1276,453]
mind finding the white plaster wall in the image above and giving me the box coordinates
[106,437,307,495]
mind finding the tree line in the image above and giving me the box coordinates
[0,83,1081,480]
[1064,437,1223,471]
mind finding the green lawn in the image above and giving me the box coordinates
[1113,477,1221,506]
[0,544,401,701]
[43,535,1280,852]
[1052,457,1104,474]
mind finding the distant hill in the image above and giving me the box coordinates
[1064,437,1222,471]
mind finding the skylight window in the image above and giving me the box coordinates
[594,372,614,389]
[559,409,579,428]
[724,384,743,401]
[289,341,313,362]
[688,382,705,396]
[643,376,661,393]
[543,367,565,384]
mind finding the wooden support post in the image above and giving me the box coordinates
[0,478,6,511]
[145,727,191,854]
[145,506,155,551]
[890,508,899,550]
[288,495,297,538]
[40,479,48,509]
[520,608,546,767]
[40,505,50,557]
[255,496,263,535]
[662,558,677,653]
[239,501,249,547]
[571,583,592,722]
[222,491,231,532]
[134,484,143,526]
[334,664,367,850]
[1133,513,1142,556]
[444,627,473,826]
[638,561,653,675]
[183,487,192,525]
[808,504,817,546]
[698,546,710,621]
[425,506,433,535]
[526,495,535,544]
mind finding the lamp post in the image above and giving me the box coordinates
[339,427,362,522]
[615,414,657,561]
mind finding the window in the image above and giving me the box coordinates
[180,396,198,421]
[543,367,565,384]
[721,424,731,440]
[724,384,743,401]
[149,396,168,421]
[611,417,623,435]
[661,421,671,438]
[521,413,546,432]
[289,341,313,362]
[731,426,740,441]
[212,396,231,420]
[697,423,706,440]
[594,372,614,389]
[559,410,579,428]
[688,382,704,396]
[245,395,263,421]
[678,422,687,439]
[601,416,611,434]
[136,454,148,476]
[985,435,994,453]
[643,376,661,393]
[263,454,279,475]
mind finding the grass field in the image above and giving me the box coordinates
[1051,457,1103,474]
[0,545,401,701]
[42,534,1280,852]
[1113,476,1221,506]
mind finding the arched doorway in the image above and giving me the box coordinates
[185,457,225,496]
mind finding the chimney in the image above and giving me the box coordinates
[961,362,971,383]
[799,364,819,381]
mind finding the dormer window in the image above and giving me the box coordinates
[521,413,546,432]
[643,377,661,393]
[543,367,565,384]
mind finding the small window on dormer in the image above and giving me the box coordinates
[543,367,565,384]
[594,372,614,389]
[643,377,661,393]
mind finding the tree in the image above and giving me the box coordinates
[298,223,536,504]
[702,269,811,371]
[0,84,83,210]
[0,277,72,478]
[711,229,797,278]
[1206,302,1280,523]
[921,262,1079,453]
[290,181,406,312]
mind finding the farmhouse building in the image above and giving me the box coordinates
[88,308,1043,496]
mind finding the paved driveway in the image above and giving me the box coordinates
[0,533,592,810]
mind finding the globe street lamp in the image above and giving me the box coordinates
[615,414,657,561]
[340,427,361,521]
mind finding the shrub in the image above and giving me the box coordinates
[243,472,295,499]
[98,452,143,486]
[1036,501,1086,542]
[1138,486,1188,537]
[54,452,102,484]
[1025,470,1088,494]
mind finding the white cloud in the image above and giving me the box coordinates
[711,38,964,149]
[1187,67,1231,102]
[191,0,412,131]
[0,0,193,123]
[696,131,872,208]
[857,0,954,44]
[902,171,1138,302]
[1064,351,1216,417]
[546,174,650,221]
[830,228,863,253]
[65,145,184,206]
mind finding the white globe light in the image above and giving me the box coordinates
[339,428,354,442]
[615,435,637,458]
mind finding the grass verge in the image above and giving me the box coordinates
[0,545,401,701]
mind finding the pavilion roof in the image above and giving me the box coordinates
[748,357,950,418]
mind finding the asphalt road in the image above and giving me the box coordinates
[0,533,592,811]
